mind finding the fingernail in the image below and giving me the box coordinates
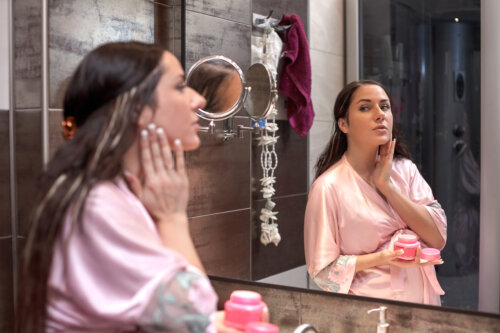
[174,138,181,146]
[141,129,148,137]
[156,127,164,135]
[147,123,156,131]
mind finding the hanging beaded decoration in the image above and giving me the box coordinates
[257,20,282,246]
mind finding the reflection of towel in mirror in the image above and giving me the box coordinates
[278,14,314,137]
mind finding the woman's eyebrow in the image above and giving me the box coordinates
[356,98,390,104]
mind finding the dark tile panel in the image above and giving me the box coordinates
[252,0,308,35]
[185,11,251,72]
[0,238,14,332]
[48,109,64,159]
[14,0,41,109]
[154,0,182,6]
[190,210,250,280]
[252,195,306,280]
[185,126,251,217]
[301,292,500,333]
[155,4,178,58]
[186,0,251,25]
[15,110,43,237]
[49,0,155,108]
[252,120,307,200]
[210,278,301,332]
[0,111,11,237]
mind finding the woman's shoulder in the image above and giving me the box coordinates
[393,157,418,172]
[84,177,141,214]
[311,158,350,191]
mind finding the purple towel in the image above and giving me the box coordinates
[278,14,315,137]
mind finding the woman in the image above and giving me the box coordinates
[304,80,447,305]
[18,42,239,332]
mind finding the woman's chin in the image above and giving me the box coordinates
[181,136,201,151]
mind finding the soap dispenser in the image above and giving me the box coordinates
[367,306,389,333]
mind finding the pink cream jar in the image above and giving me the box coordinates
[245,322,280,333]
[393,234,420,260]
[224,290,266,330]
[420,248,441,262]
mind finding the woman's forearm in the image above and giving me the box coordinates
[355,252,386,273]
[380,184,444,249]
[157,213,205,273]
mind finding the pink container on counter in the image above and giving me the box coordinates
[393,234,420,260]
[420,248,441,262]
[245,322,279,333]
[225,290,266,330]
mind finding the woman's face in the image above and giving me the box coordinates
[147,51,206,150]
[339,84,393,148]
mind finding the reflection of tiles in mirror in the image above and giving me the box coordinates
[439,272,479,311]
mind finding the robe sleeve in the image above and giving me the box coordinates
[304,180,357,293]
[407,162,448,249]
[50,183,217,332]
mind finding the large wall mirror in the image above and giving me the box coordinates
[3,1,497,331]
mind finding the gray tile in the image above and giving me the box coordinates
[190,210,250,280]
[252,120,308,200]
[49,0,155,108]
[48,109,64,159]
[185,124,251,217]
[185,11,251,72]
[186,0,251,25]
[15,110,43,237]
[14,0,42,109]
[0,110,11,237]
[252,0,308,35]
[0,238,13,332]
[251,195,306,280]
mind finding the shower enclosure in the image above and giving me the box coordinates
[350,0,481,310]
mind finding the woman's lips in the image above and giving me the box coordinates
[373,125,388,133]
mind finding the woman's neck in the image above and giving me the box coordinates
[122,140,142,178]
[344,144,378,180]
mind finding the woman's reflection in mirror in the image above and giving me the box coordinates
[305,80,447,305]
[17,41,239,333]
[188,59,242,112]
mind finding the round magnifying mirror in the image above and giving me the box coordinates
[244,63,277,119]
[186,55,246,121]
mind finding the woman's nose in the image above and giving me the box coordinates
[190,88,206,110]
[375,106,385,120]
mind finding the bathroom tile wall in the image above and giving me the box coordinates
[308,0,345,184]
[211,278,500,333]
[248,0,309,281]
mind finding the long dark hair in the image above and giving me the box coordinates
[315,80,411,179]
[17,41,165,332]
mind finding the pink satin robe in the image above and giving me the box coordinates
[304,155,447,305]
[47,178,217,332]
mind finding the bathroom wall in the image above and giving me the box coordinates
[0,0,13,331]
[308,0,345,184]
[183,0,309,281]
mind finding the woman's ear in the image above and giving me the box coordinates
[337,118,348,134]
[137,106,154,129]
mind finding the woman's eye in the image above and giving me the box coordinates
[176,84,187,91]
[380,104,391,111]
[359,105,370,111]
